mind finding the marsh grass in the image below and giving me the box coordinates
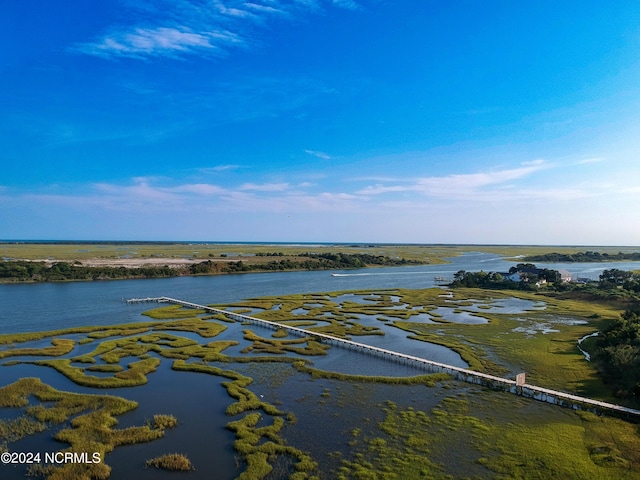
[337,400,444,479]
[0,415,47,443]
[70,333,199,364]
[0,313,225,350]
[338,391,640,479]
[150,414,177,430]
[0,321,163,346]
[218,286,625,400]
[26,463,57,478]
[156,318,227,338]
[226,413,318,480]
[0,378,176,480]
[85,364,124,373]
[272,328,289,338]
[29,357,161,388]
[145,453,194,471]
[308,320,384,338]
[171,360,283,416]
[389,288,623,400]
[1,242,386,262]
[2,284,637,479]
[170,360,318,478]
[0,338,75,359]
[241,330,329,356]
[87,326,153,340]
[143,304,205,319]
[470,395,640,478]
[292,360,450,386]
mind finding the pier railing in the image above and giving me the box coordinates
[126,297,168,304]
[127,296,640,420]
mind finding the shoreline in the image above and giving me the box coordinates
[0,254,427,284]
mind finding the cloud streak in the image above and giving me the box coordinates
[74,0,363,59]
[356,161,553,200]
[304,149,331,160]
[5,155,630,238]
[75,27,239,59]
[33,178,361,215]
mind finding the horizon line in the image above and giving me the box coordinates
[1,240,639,248]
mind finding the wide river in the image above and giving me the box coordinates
[3,252,639,334]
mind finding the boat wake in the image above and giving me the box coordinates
[331,272,426,277]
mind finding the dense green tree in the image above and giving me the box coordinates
[599,269,634,289]
[525,251,640,263]
[593,310,640,399]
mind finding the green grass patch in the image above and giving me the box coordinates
[0,415,47,443]
[338,391,640,479]
[170,359,318,478]
[293,360,451,386]
[145,453,195,471]
[0,338,75,359]
[0,377,176,480]
[242,330,329,356]
[85,364,124,373]
[30,357,160,388]
[143,304,205,319]
[149,414,178,430]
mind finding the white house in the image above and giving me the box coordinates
[558,269,572,283]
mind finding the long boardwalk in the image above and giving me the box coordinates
[128,296,640,420]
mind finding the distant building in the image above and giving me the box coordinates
[507,266,570,286]
[558,269,572,283]
[506,266,543,283]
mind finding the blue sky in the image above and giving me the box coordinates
[1,0,639,244]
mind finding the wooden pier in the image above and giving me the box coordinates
[128,296,640,420]
[126,297,168,304]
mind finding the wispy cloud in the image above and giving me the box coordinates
[331,0,361,10]
[11,178,362,217]
[74,0,364,60]
[74,27,239,59]
[356,161,553,200]
[573,157,604,165]
[304,149,331,160]
[239,182,290,192]
[171,183,227,195]
[416,161,548,193]
[200,164,244,173]
[356,184,408,195]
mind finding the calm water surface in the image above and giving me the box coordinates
[4,252,638,334]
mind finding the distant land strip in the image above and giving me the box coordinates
[0,253,424,283]
[524,251,640,263]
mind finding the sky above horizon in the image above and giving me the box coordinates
[2,1,639,245]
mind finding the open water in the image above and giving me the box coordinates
[4,252,639,334]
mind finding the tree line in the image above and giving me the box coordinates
[210,253,420,273]
[0,253,422,282]
[449,264,561,290]
[524,251,640,262]
[592,310,640,400]
[0,261,180,282]
[450,265,640,297]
